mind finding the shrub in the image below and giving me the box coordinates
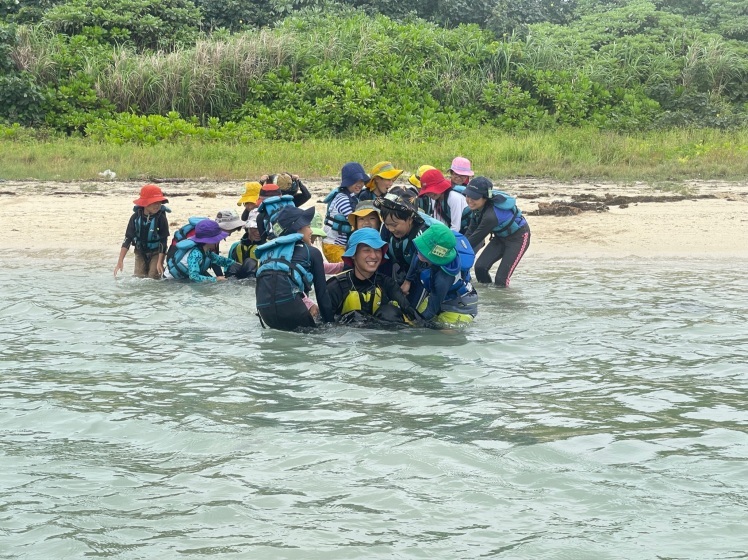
[43,0,202,50]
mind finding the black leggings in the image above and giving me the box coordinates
[474,225,530,287]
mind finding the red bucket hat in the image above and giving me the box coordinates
[133,184,168,207]
[417,169,452,197]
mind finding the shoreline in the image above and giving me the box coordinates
[2,178,747,260]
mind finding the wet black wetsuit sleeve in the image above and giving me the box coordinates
[466,205,498,251]
[309,246,334,323]
[293,180,312,207]
[325,274,346,316]
[122,212,137,249]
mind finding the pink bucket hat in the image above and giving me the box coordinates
[448,156,474,177]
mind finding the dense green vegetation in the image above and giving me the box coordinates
[1,0,747,150]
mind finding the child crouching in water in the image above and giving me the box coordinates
[114,184,170,279]
[163,219,236,283]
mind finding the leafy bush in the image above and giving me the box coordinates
[0,73,45,124]
[0,0,63,24]
[84,111,266,144]
[42,0,202,50]
[41,74,114,132]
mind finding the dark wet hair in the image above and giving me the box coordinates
[380,206,422,224]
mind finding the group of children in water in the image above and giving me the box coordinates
[115,158,531,331]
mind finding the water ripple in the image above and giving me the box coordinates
[0,254,747,558]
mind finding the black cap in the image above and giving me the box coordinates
[464,176,493,199]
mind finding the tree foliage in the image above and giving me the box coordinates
[43,0,201,49]
[2,0,748,134]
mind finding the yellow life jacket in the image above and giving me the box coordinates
[336,273,384,316]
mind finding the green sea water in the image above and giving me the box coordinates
[1,251,746,559]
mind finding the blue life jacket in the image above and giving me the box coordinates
[434,186,471,233]
[166,239,213,280]
[258,195,296,240]
[488,191,526,237]
[133,205,170,252]
[418,227,475,298]
[323,188,355,234]
[255,233,314,294]
[170,216,208,246]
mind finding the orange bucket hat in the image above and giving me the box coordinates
[133,184,168,207]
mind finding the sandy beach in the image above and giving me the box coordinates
[2,178,747,260]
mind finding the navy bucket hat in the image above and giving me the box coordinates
[340,162,371,189]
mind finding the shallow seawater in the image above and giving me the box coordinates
[1,251,747,559]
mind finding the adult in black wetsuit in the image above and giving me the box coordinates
[464,177,530,287]
[326,228,421,325]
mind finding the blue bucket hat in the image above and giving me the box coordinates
[342,228,389,267]
[340,162,371,189]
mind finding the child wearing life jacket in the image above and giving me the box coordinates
[408,164,436,215]
[417,169,469,233]
[375,186,430,309]
[255,183,300,244]
[464,177,530,287]
[322,162,370,263]
[347,200,382,233]
[163,219,236,283]
[262,172,312,208]
[448,156,474,188]
[412,221,478,326]
[114,184,170,279]
[237,181,262,221]
[358,161,403,201]
[326,228,422,326]
[228,208,261,278]
[255,206,334,331]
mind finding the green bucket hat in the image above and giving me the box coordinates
[412,222,457,266]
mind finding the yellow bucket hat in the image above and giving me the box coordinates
[347,200,381,229]
[237,182,262,206]
[408,165,437,189]
[366,161,403,190]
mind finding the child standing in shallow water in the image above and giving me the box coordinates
[114,184,170,279]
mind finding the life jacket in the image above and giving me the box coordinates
[166,239,213,280]
[257,194,296,240]
[418,196,433,215]
[255,233,314,295]
[170,216,208,246]
[228,236,257,265]
[333,271,384,316]
[323,188,355,234]
[434,187,471,233]
[386,220,428,280]
[133,205,170,252]
[419,230,475,299]
[488,191,526,237]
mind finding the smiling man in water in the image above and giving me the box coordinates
[326,228,422,326]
